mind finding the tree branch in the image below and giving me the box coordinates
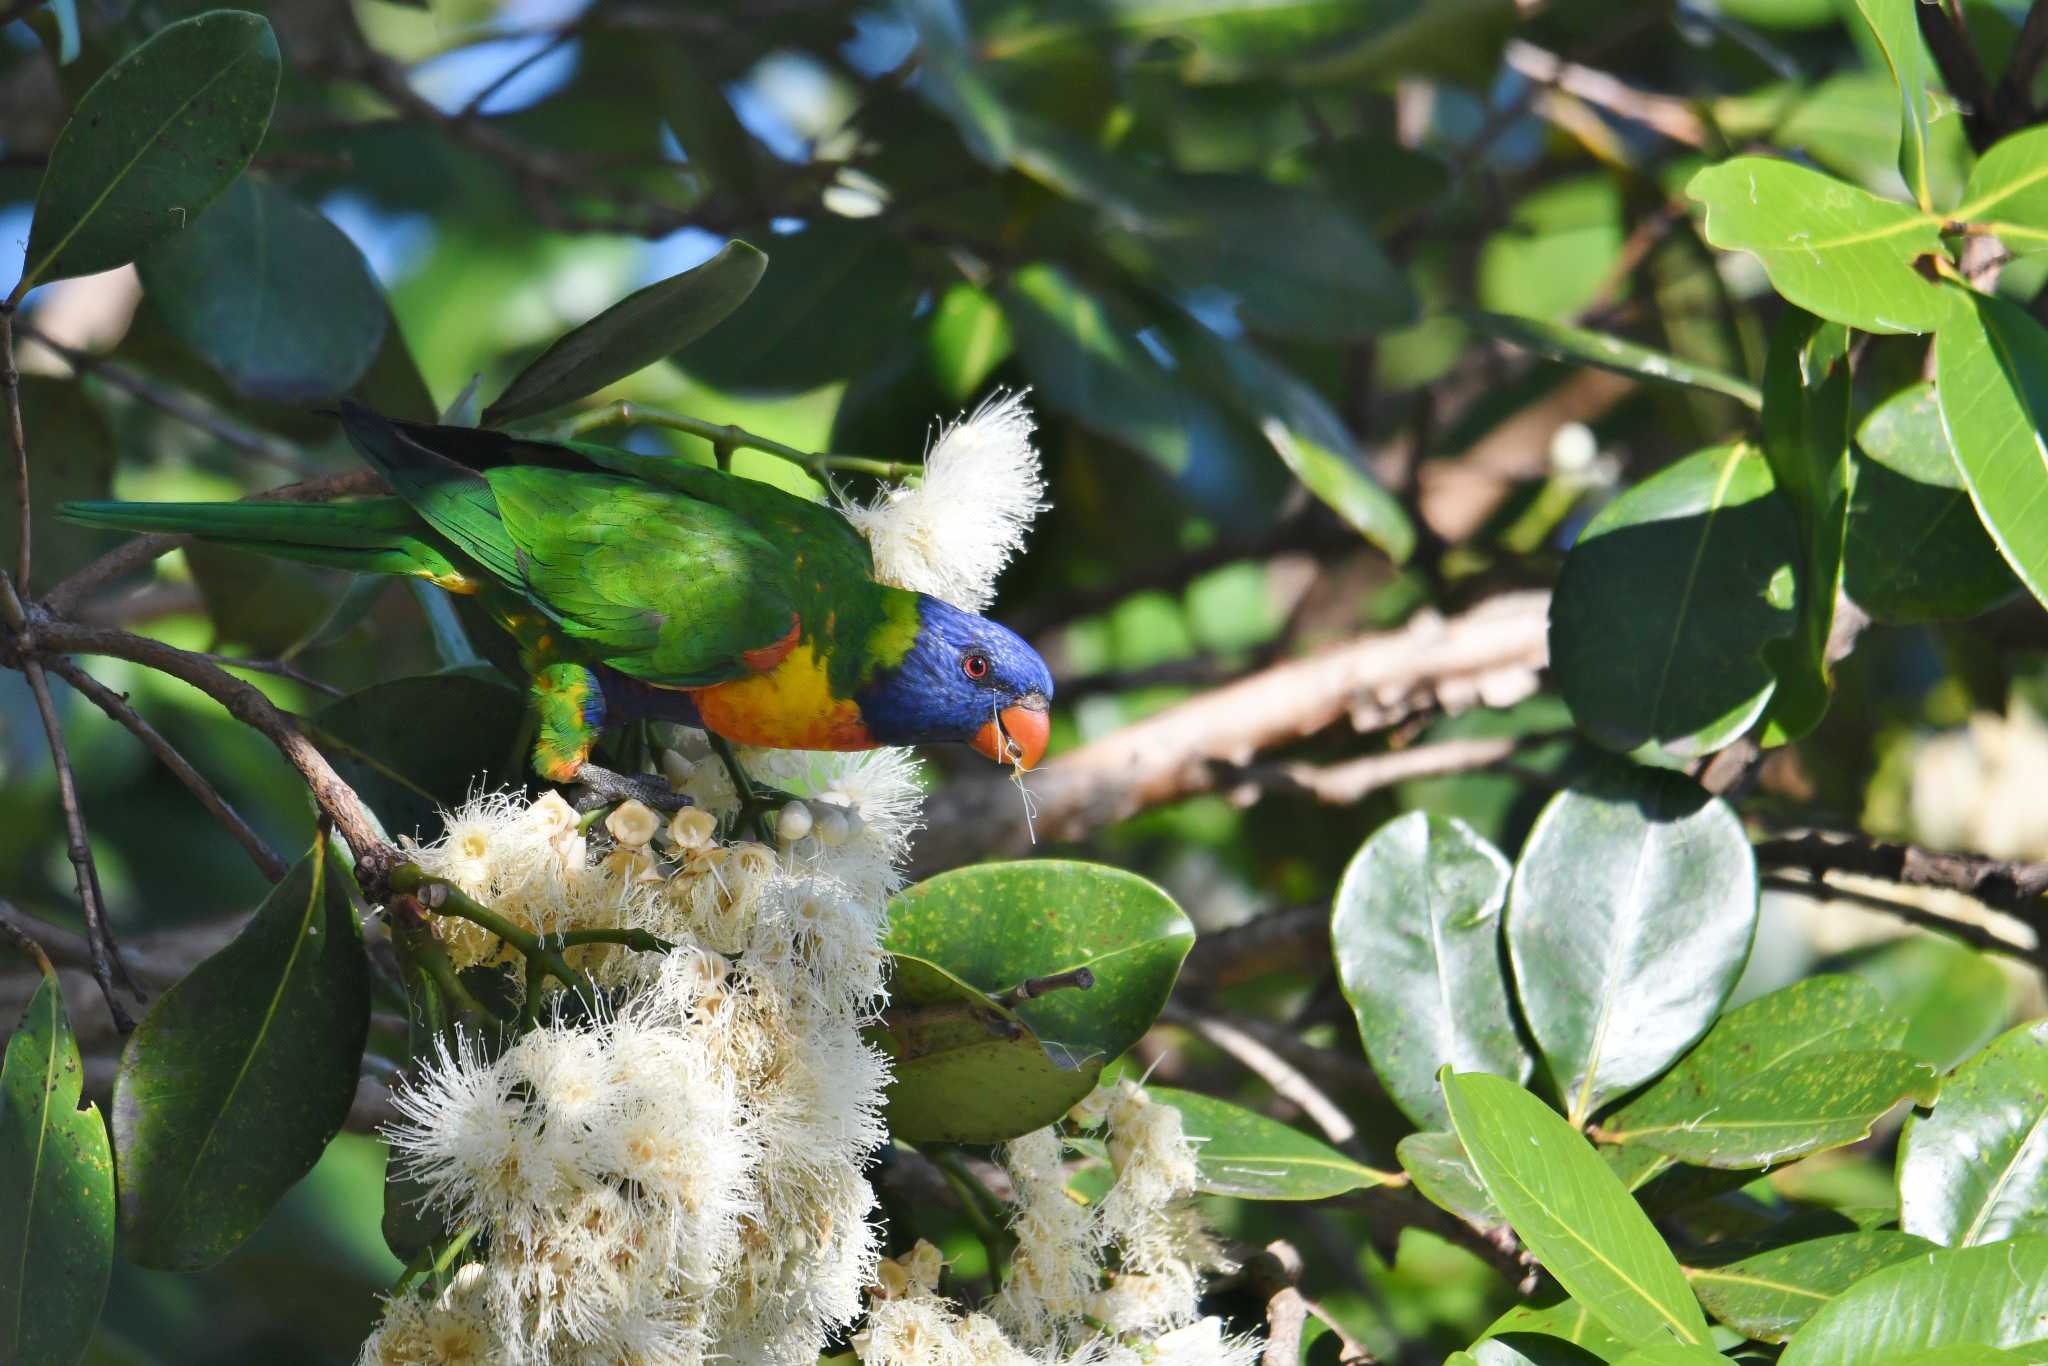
[47,655,291,883]
[912,592,1550,873]
[1753,829,2048,932]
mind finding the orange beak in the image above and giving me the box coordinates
[971,697,1051,770]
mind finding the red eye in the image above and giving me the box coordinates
[963,652,991,681]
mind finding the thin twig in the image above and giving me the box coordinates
[188,650,346,699]
[390,865,599,1000]
[2,307,27,588]
[1753,830,2048,933]
[1761,873,2034,962]
[993,966,1094,1009]
[1993,0,2048,132]
[558,400,921,482]
[47,655,290,882]
[1160,1001,1374,1159]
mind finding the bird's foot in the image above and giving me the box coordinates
[704,733,782,843]
[570,764,692,813]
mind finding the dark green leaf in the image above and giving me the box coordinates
[1601,976,1928,1167]
[1899,1019,2048,1246]
[1332,811,1528,1130]
[1934,287,2048,613]
[16,9,280,296]
[137,176,386,401]
[1472,1296,1633,1365]
[1467,313,1762,410]
[1550,442,1799,760]
[0,377,116,591]
[1777,1237,2048,1364]
[1758,309,1852,744]
[113,840,369,1270]
[869,952,1066,1145]
[1445,1071,1712,1347]
[1507,768,1757,1126]
[482,240,767,425]
[349,304,441,423]
[1961,125,2048,255]
[1613,1349,1734,1366]
[1847,382,2016,622]
[304,674,529,842]
[184,544,339,656]
[1687,158,1946,334]
[1145,1087,1393,1199]
[881,861,1193,1142]
[926,282,1012,403]
[648,38,759,207]
[1687,1230,1936,1342]
[1840,935,2014,1072]
[1398,1128,1502,1226]
[1,969,114,1366]
[1850,0,1935,209]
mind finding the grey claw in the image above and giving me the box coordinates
[571,764,692,812]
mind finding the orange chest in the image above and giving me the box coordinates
[686,643,876,751]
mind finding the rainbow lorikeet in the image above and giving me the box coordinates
[64,403,1053,808]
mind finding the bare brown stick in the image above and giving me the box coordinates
[48,655,291,883]
[15,322,314,475]
[1244,1242,1378,1366]
[1502,41,1707,146]
[25,615,396,883]
[912,592,1550,874]
[1761,873,2032,962]
[41,468,386,617]
[993,965,1094,1009]
[1918,0,1998,149]
[1161,1001,1372,1158]
[1993,0,2048,133]
[1753,829,2048,937]
[2,307,27,588]
[1216,734,1540,809]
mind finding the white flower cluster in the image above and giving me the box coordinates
[840,389,1047,613]
[364,737,921,1365]
[853,1079,1257,1366]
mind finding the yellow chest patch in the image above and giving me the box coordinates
[688,643,875,750]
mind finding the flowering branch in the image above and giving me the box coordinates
[557,400,920,482]
[387,865,601,1003]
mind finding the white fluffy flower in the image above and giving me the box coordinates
[840,389,1046,612]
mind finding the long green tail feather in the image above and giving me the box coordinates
[58,497,474,586]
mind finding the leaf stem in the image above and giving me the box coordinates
[926,1145,1015,1282]
[555,400,920,482]
[389,863,599,1004]
[391,1223,479,1296]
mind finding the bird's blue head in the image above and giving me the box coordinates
[856,594,1055,767]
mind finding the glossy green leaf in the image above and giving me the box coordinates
[926,282,1012,402]
[113,840,369,1270]
[1899,1019,2048,1246]
[482,240,767,425]
[1601,975,1928,1167]
[1935,287,2048,612]
[16,9,280,297]
[1777,1236,2048,1364]
[1445,1071,1712,1347]
[1842,935,2015,1072]
[1687,1230,1936,1343]
[1687,158,1946,334]
[881,861,1193,1142]
[137,175,386,401]
[1145,1086,1393,1199]
[1332,811,1529,1130]
[1887,1351,2034,1366]
[1467,312,1762,410]
[1847,381,2016,622]
[1,969,114,1366]
[305,674,529,842]
[1550,442,1799,760]
[1478,176,1625,322]
[1613,1349,1732,1366]
[1957,125,2048,255]
[1507,768,1758,1126]
[1850,0,1935,209]
[1758,309,1852,745]
[1472,1296,1632,1364]
[1398,1128,1502,1226]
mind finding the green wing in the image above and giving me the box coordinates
[485,465,798,685]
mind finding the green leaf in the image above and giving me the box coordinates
[1841,935,2014,1072]
[1208,337,1415,562]
[136,175,386,402]
[113,839,369,1270]
[926,282,1012,403]
[880,861,1194,1142]
[1601,976,1929,1168]
[1899,1019,2048,1246]
[1445,1071,1712,1347]
[677,223,918,393]
[870,952,1067,1145]
[15,9,280,297]
[1144,1087,1393,1199]
[1550,442,1799,760]
[1934,286,2048,613]
[1332,811,1529,1130]
[481,239,767,425]
[1758,309,1852,745]
[304,674,530,842]
[1847,381,2016,622]
[184,544,340,656]
[1506,767,1758,1126]
[1473,1297,1633,1365]
[1687,1230,1937,1343]
[1398,1128,1502,1226]
[1961,125,2048,255]
[1,968,114,1366]
[1850,0,1935,210]
[1777,1236,2048,1364]
[1687,158,1946,334]
[1466,312,1762,410]
[0,377,115,591]
[1613,1350,1734,1366]
[1478,175,1625,322]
